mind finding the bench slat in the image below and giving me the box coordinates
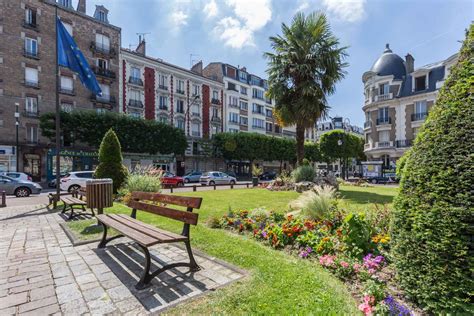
[110,214,187,243]
[130,192,202,209]
[97,214,158,247]
[127,200,199,225]
[61,197,86,205]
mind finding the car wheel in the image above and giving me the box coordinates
[209,181,215,186]
[184,178,190,183]
[371,179,378,184]
[68,184,80,193]
[177,182,184,187]
[15,187,31,198]
[230,180,236,185]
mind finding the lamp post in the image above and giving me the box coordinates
[14,103,20,172]
[344,118,351,179]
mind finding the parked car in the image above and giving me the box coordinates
[365,176,397,184]
[0,175,42,197]
[259,171,277,181]
[0,172,33,182]
[48,174,67,188]
[200,171,236,186]
[183,171,203,183]
[60,171,94,192]
[161,172,184,187]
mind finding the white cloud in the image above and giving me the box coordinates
[203,0,219,19]
[169,10,189,30]
[321,0,366,23]
[214,0,272,49]
[294,0,310,13]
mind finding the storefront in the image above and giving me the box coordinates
[0,146,17,173]
[122,153,175,173]
[46,148,99,181]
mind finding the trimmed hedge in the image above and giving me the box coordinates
[392,24,474,313]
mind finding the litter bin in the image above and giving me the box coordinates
[86,178,113,215]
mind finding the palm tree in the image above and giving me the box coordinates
[265,12,348,165]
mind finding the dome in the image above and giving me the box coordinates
[370,44,406,79]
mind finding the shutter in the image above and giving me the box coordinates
[25,68,38,82]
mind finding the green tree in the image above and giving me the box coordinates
[392,25,473,313]
[265,12,348,165]
[319,131,362,178]
[94,129,129,193]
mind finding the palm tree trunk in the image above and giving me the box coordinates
[296,124,305,166]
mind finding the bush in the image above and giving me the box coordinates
[391,25,474,313]
[94,129,128,193]
[292,165,315,182]
[289,185,337,221]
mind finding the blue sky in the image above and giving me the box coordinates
[86,0,472,126]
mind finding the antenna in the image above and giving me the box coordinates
[190,54,200,68]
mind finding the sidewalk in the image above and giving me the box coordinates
[0,205,245,315]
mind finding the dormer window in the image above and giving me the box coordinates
[58,0,72,8]
[93,5,109,23]
[98,11,106,22]
[379,83,389,95]
[415,75,426,91]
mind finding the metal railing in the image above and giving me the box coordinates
[91,94,116,105]
[128,99,144,108]
[376,141,393,148]
[396,139,412,148]
[24,49,39,59]
[211,98,220,105]
[59,87,75,95]
[128,77,143,86]
[158,105,168,111]
[375,93,393,102]
[364,121,371,128]
[176,89,185,95]
[23,110,40,118]
[411,112,428,121]
[158,84,168,90]
[90,41,115,56]
[376,117,391,125]
[25,80,39,88]
[167,182,253,193]
[92,66,116,79]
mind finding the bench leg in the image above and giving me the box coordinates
[184,240,200,272]
[61,203,66,214]
[68,206,75,220]
[98,223,108,248]
[136,245,152,290]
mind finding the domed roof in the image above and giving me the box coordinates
[370,44,406,79]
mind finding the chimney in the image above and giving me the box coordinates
[405,53,414,73]
[77,0,86,13]
[191,60,203,74]
[136,37,146,56]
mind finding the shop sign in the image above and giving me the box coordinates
[48,149,98,157]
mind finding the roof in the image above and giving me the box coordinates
[370,44,406,80]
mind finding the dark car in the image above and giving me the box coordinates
[366,176,397,184]
[259,171,277,181]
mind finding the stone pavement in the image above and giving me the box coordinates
[0,205,245,315]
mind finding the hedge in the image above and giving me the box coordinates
[391,24,474,313]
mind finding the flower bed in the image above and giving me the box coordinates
[214,207,415,315]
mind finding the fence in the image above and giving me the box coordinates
[167,182,253,193]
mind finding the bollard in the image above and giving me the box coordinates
[170,186,174,193]
[246,183,249,188]
[230,184,234,189]
[213,184,216,190]
[193,185,196,192]
[0,191,6,208]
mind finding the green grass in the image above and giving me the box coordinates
[67,185,398,314]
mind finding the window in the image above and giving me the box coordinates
[176,100,184,113]
[228,112,239,123]
[379,130,390,142]
[415,100,427,114]
[275,124,281,133]
[252,88,264,100]
[97,10,106,22]
[25,67,38,86]
[379,83,389,95]
[191,123,200,137]
[59,0,72,7]
[415,76,426,91]
[191,104,200,116]
[158,116,168,124]
[25,97,38,114]
[229,128,239,133]
[240,101,248,110]
[96,108,106,114]
[252,118,264,129]
[176,119,185,130]
[130,112,142,119]
[27,125,38,143]
[227,82,237,91]
[63,22,73,36]
[251,76,261,86]
[266,122,273,132]
[95,34,110,52]
[240,116,248,126]
[60,76,73,93]
[212,107,219,119]
[131,67,140,79]
[158,74,167,89]
[25,38,38,57]
[25,8,37,26]
[192,84,200,97]
[252,103,264,114]
[176,79,185,94]
[129,89,140,101]
[239,71,248,82]
[377,107,389,124]
[228,96,239,107]
[212,90,219,100]
[240,86,247,95]
[413,127,420,138]
[98,84,110,100]
[266,109,273,118]
[159,96,168,110]
[61,102,73,113]
[97,58,108,70]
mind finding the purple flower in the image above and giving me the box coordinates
[363,253,385,273]
[261,231,268,238]
[383,296,412,316]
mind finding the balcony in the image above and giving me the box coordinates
[92,66,116,79]
[211,98,220,105]
[191,111,201,117]
[158,84,168,91]
[375,93,393,102]
[91,94,116,106]
[59,87,75,95]
[23,110,40,118]
[364,121,371,128]
[191,131,201,137]
[128,77,143,86]
[411,112,428,121]
[252,110,265,116]
[128,99,144,108]
[24,80,39,89]
[376,141,393,148]
[176,108,185,114]
[175,89,185,95]
[252,125,264,129]
[396,139,412,148]
[211,116,221,123]
[364,143,371,150]
[24,49,39,60]
[376,117,391,125]
[90,42,116,57]
[158,105,168,111]
[229,103,239,108]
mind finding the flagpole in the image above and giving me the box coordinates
[55,5,61,204]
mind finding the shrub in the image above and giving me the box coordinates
[252,164,263,177]
[391,25,474,313]
[289,185,337,221]
[94,129,128,193]
[342,213,371,257]
[292,165,315,182]
[118,166,162,202]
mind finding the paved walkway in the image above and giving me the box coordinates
[0,205,245,315]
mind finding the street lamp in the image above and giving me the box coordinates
[343,118,351,179]
[14,103,20,172]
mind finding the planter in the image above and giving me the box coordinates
[252,177,259,187]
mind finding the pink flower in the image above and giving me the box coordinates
[358,295,375,316]
[340,261,349,268]
[353,263,362,273]
[319,255,336,267]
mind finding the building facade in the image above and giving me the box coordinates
[362,44,457,168]
[120,45,225,175]
[0,0,120,181]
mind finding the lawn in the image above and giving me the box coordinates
[67,185,397,314]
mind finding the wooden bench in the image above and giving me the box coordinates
[61,189,95,220]
[97,191,202,289]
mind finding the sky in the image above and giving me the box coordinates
[84,0,472,126]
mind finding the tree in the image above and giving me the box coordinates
[319,130,362,177]
[265,12,348,165]
[94,129,129,193]
[392,25,473,313]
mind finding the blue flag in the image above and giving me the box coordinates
[57,17,101,96]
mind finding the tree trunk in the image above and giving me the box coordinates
[296,124,305,166]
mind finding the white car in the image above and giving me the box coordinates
[60,171,94,192]
[0,172,33,182]
[200,171,237,186]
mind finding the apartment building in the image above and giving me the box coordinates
[201,63,296,138]
[362,44,457,168]
[120,43,225,175]
[314,117,363,142]
[0,0,121,181]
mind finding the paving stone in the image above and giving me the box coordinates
[0,291,28,309]
[82,286,108,301]
[0,306,16,315]
[30,284,56,301]
[18,296,57,313]
[107,285,133,302]
[60,298,89,315]
[76,273,97,285]
[21,303,60,316]
[87,297,117,315]
[56,283,83,305]
[114,297,143,313]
